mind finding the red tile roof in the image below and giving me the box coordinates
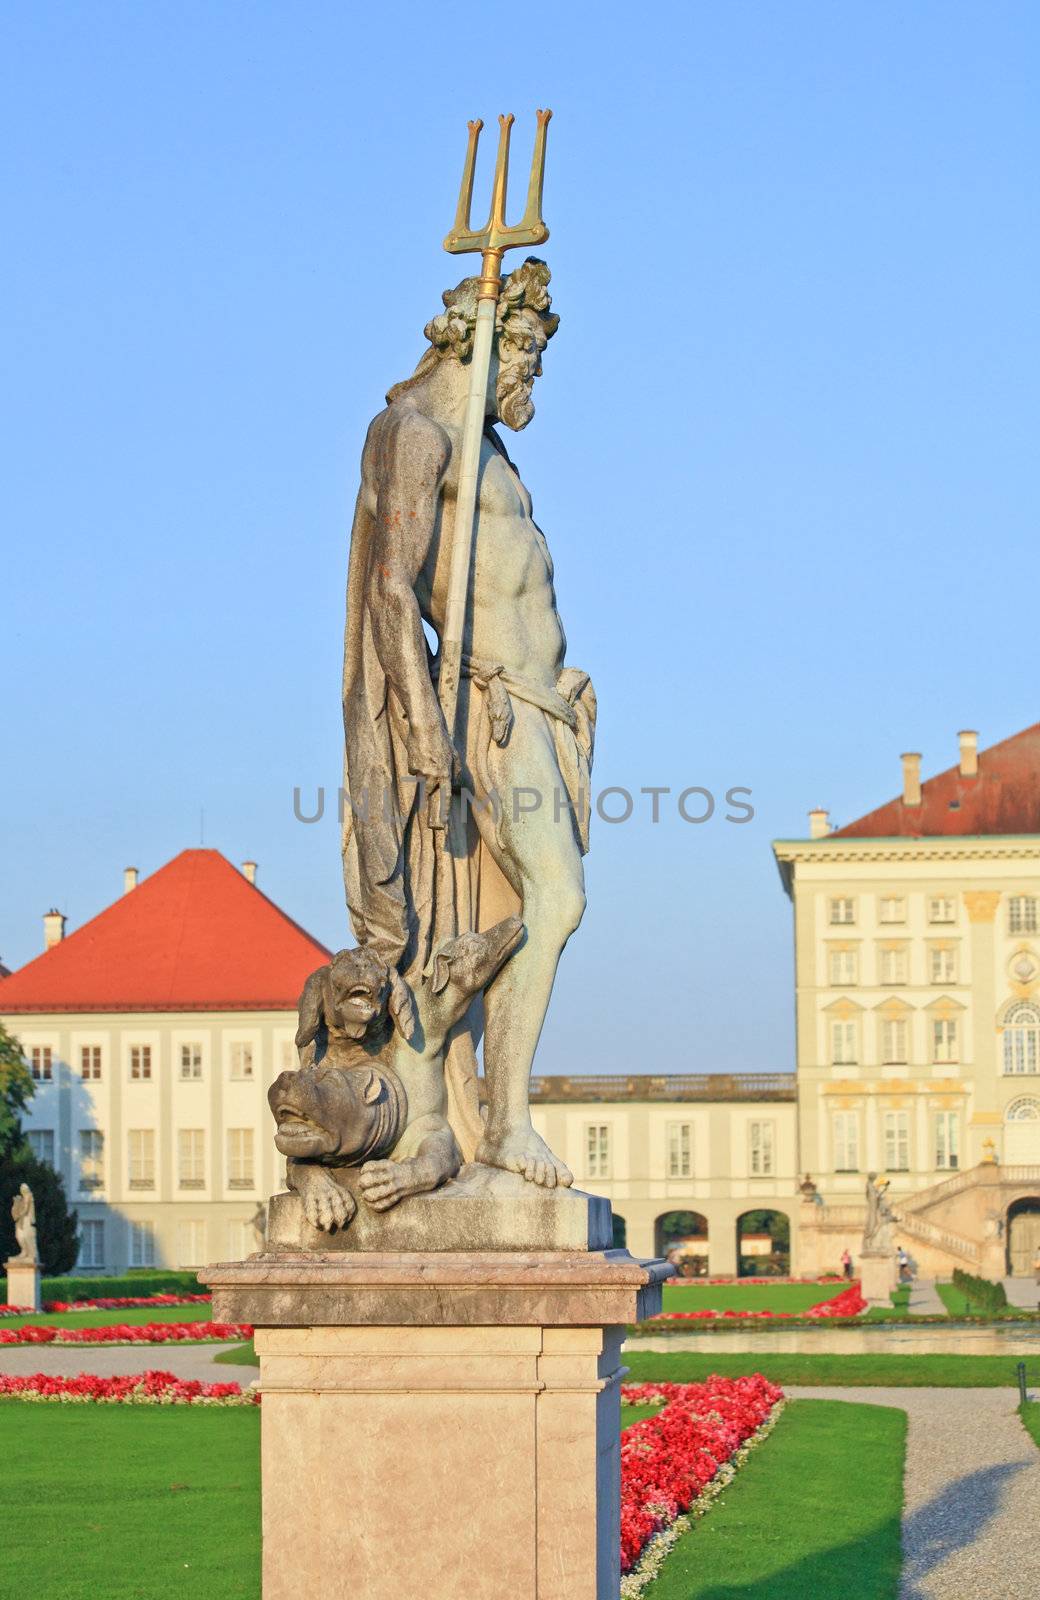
[832,723,1040,840]
[0,849,331,1013]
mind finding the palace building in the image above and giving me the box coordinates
[4,721,1040,1278]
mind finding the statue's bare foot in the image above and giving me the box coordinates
[476,1127,573,1189]
[359,1159,420,1212]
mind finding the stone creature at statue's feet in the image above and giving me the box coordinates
[289,1163,356,1232]
[476,1127,573,1190]
[357,1157,438,1211]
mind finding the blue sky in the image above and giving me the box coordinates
[3,2,1038,1076]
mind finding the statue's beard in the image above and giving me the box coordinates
[496,367,535,431]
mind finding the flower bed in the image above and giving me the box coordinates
[0,1293,213,1318]
[652,1281,867,1322]
[0,1369,258,1405]
[0,1320,252,1346]
[619,1374,783,1594]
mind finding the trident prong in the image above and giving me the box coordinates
[444,108,552,281]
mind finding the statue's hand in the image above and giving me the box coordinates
[406,718,459,785]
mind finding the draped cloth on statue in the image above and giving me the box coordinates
[341,491,597,1160]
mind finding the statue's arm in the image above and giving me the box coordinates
[367,413,454,781]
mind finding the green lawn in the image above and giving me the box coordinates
[1020,1402,1040,1450]
[642,1400,905,1600]
[1,1305,213,1333]
[661,1282,843,1314]
[625,1350,1040,1387]
[214,1339,258,1366]
[0,1402,260,1599]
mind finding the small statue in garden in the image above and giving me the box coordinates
[10,1183,38,1264]
[862,1172,896,1255]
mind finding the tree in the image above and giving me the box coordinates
[0,1022,80,1275]
[0,1022,33,1159]
[0,1151,80,1275]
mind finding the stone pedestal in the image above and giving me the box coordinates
[5,1259,41,1311]
[859,1250,896,1307]
[203,1250,668,1600]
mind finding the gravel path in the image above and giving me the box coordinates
[904,1278,946,1315]
[787,1386,1040,1599]
[0,1342,247,1384]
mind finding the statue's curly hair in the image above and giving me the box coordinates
[387,258,559,403]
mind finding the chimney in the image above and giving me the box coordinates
[808,808,831,839]
[242,861,258,885]
[901,752,922,807]
[43,909,66,950]
[123,866,138,895]
[958,729,978,778]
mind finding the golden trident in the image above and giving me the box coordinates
[428,111,552,956]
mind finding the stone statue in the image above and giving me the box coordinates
[249,1203,267,1252]
[10,1183,38,1264]
[340,258,593,1191]
[862,1172,896,1255]
[270,918,522,1231]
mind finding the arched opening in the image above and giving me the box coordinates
[655,1210,709,1275]
[611,1213,627,1250]
[736,1210,790,1277]
[1003,1003,1040,1076]
[1006,1197,1040,1277]
[1004,1096,1040,1165]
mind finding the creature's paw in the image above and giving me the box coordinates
[299,1168,355,1232]
[358,1159,409,1212]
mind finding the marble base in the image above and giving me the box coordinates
[859,1250,896,1307]
[5,1259,41,1312]
[202,1251,670,1600]
[265,1164,613,1254]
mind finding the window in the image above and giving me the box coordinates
[180,1043,203,1081]
[227,1128,255,1188]
[879,896,905,924]
[80,1045,102,1081]
[832,1111,859,1172]
[667,1121,692,1179]
[30,1046,52,1083]
[229,1043,254,1081]
[829,949,858,986]
[176,1220,207,1266]
[829,897,855,925]
[128,1129,155,1188]
[884,1111,911,1171]
[879,947,908,985]
[80,1130,104,1189]
[27,1129,55,1164]
[585,1123,611,1180]
[278,1038,297,1074]
[1009,896,1039,935]
[928,896,956,924]
[749,1120,775,1177]
[935,1112,959,1170]
[227,1219,258,1260]
[177,1129,206,1188]
[830,1019,858,1066]
[1003,1004,1040,1076]
[78,1219,104,1269]
[881,1018,908,1064]
[130,1221,156,1268]
[930,946,957,984]
[932,1018,959,1064]
[129,1045,152,1081]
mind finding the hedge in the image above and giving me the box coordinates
[2,1269,204,1303]
[951,1267,1008,1314]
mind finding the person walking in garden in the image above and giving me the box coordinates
[1033,1245,1040,1287]
[840,1247,853,1280]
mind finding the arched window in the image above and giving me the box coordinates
[1004,1096,1040,1122]
[1003,1005,1040,1076]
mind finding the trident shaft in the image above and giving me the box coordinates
[437,109,552,747]
[427,111,552,953]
